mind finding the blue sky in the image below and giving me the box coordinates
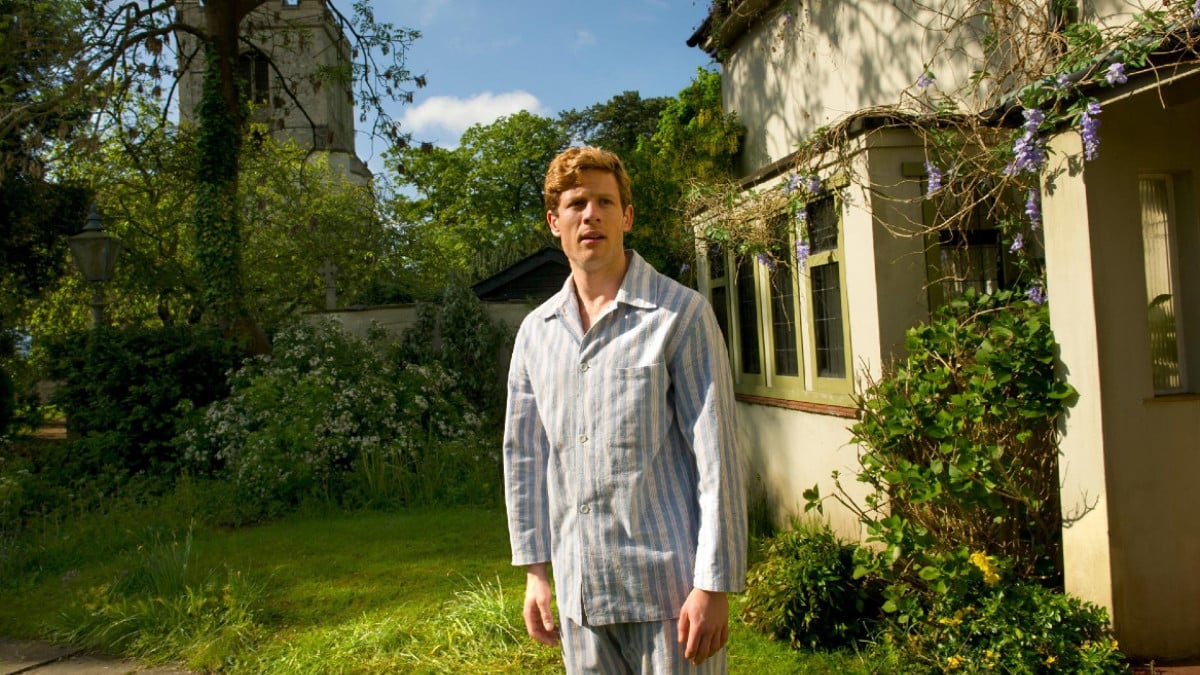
[358,0,715,166]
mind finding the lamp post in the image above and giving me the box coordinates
[68,204,121,327]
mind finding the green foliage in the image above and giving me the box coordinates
[650,67,742,180]
[238,134,393,327]
[193,46,247,328]
[742,523,881,650]
[41,325,243,478]
[395,284,513,423]
[387,111,568,294]
[879,582,1126,673]
[808,289,1072,624]
[0,365,12,436]
[178,320,496,520]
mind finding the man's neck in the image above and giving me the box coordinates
[571,252,630,333]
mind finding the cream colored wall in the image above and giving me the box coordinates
[1083,89,1200,659]
[312,301,531,340]
[721,0,985,172]
[1042,131,1116,619]
[1046,88,1200,658]
[737,400,866,540]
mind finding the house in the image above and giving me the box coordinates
[174,0,372,184]
[687,0,1200,659]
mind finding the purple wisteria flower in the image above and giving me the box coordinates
[784,11,793,23]
[795,240,810,272]
[679,263,690,275]
[795,207,808,224]
[756,252,776,270]
[1105,62,1128,86]
[1026,285,1046,305]
[1025,186,1042,229]
[785,172,803,194]
[917,71,935,89]
[1055,73,1072,90]
[1010,233,1025,253]
[1005,108,1048,175]
[925,161,943,196]
[1079,101,1102,161]
[805,174,822,194]
[1193,0,1200,21]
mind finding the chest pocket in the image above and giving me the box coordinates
[608,363,670,459]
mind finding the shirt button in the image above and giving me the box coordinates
[579,504,591,514]
[578,434,588,443]
[579,362,589,372]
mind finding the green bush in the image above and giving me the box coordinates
[0,365,13,436]
[42,326,243,478]
[741,523,881,650]
[879,582,1126,673]
[394,284,513,424]
[178,320,496,520]
[808,289,1074,622]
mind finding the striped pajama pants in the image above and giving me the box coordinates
[560,615,727,675]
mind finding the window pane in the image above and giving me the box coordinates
[938,230,1002,299]
[1140,177,1184,392]
[812,263,846,378]
[770,261,799,377]
[711,286,730,348]
[735,258,761,375]
[808,195,838,253]
[707,241,726,279]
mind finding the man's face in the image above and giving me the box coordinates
[547,169,633,275]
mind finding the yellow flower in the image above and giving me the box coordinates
[1044,655,1058,665]
[969,551,1002,585]
[946,655,964,670]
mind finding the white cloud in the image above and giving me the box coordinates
[575,30,597,48]
[400,91,545,144]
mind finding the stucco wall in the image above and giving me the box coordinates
[1046,86,1200,658]
[720,0,985,173]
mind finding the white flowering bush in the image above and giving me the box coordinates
[177,320,491,518]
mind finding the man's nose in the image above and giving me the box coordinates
[582,199,601,221]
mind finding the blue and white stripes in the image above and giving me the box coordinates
[504,251,748,626]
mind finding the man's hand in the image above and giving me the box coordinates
[523,563,560,646]
[677,588,730,665]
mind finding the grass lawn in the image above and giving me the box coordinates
[0,503,878,673]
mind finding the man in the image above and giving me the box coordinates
[503,146,746,674]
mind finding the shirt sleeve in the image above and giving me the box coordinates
[671,298,748,593]
[503,321,553,567]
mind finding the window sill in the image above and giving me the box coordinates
[734,392,859,418]
[1143,392,1200,404]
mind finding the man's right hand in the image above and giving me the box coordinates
[523,563,560,646]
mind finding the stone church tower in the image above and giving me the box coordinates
[175,0,372,184]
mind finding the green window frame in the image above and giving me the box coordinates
[698,178,854,407]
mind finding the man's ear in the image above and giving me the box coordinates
[622,204,634,232]
[547,210,562,238]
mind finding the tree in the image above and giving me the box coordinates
[33,110,393,341]
[2,0,422,352]
[560,90,669,153]
[387,111,569,295]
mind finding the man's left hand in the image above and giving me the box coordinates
[676,588,729,666]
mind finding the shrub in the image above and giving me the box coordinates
[0,365,13,436]
[178,320,494,519]
[394,284,513,423]
[808,289,1074,622]
[741,522,881,650]
[879,582,1126,673]
[42,325,243,478]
